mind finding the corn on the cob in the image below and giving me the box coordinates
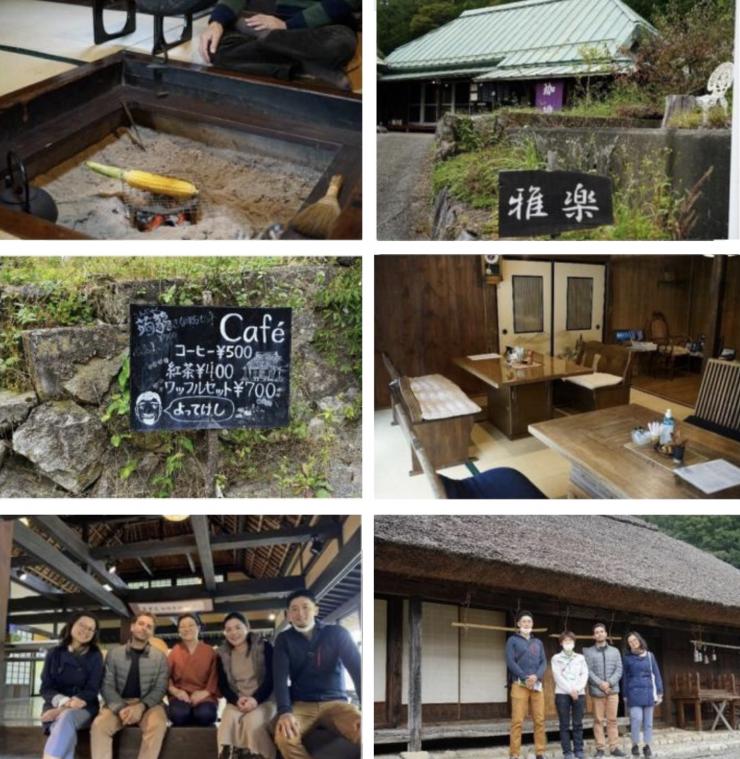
[85,161,198,198]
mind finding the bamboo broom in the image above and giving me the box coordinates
[85,161,198,198]
[290,174,343,238]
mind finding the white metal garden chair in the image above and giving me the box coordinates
[696,62,734,125]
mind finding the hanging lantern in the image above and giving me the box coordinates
[693,645,700,663]
[704,651,711,664]
[712,649,718,662]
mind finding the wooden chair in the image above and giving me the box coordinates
[646,311,690,379]
[555,341,633,412]
[684,358,740,442]
[93,0,213,56]
[388,380,546,499]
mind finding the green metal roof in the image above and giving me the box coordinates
[381,0,654,80]
[474,61,634,81]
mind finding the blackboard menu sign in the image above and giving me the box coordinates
[130,305,291,432]
[498,170,613,238]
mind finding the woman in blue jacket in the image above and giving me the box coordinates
[622,632,663,759]
[39,612,104,759]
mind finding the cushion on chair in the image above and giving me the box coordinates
[564,372,623,390]
[408,374,482,420]
[439,467,547,499]
[684,415,740,443]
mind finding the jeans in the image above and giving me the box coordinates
[167,698,218,726]
[43,708,93,759]
[555,694,585,757]
[630,705,654,746]
[212,25,357,80]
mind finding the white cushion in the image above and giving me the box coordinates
[564,372,623,390]
[410,374,481,420]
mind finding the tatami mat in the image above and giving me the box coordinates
[0,0,211,95]
[374,389,695,500]
[0,50,75,96]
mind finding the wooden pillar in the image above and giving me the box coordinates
[408,597,422,752]
[0,520,14,691]
[386,597,403,727]
[703,256,728,370]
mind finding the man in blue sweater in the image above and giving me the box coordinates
[505,611,546,759]
[273,588,361,759]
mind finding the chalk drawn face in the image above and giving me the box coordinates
[135,391,162,426]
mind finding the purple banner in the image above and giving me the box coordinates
[535,80,564,113]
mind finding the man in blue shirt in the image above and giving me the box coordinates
[273,589,361,759]
[505,611,546,759]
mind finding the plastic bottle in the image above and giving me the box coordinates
[660,409,675,445]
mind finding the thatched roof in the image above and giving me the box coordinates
[375,516,740,627]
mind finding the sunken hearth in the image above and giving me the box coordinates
[0,51,362,239]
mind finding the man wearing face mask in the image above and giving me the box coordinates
[272,589,361,759]
[552,631,589,759]
[505,611,546,759]
[583,623,625,758]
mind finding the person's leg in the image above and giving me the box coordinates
[273,702,320,759]
[236,701,277,758]
[573,696,585,758]
[629,706,643,747]
[316,700,361,744]
[530,688,547,755]
[168,698,195,727]
[592,697,606,752]
[259,26,357,69]
[509,684,528,758]
[44,708,92,759]
[211,31,296,80]
[192,701,218,727]
[606,694,620,750]
[642,706,654,746]
[90,707,123,759]
[137,703,168,759]
[555,694,572,756]
[218,704,242,755]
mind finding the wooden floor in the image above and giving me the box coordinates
[632,372,702,407]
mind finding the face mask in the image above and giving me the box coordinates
[563,643,575,652]
[295,621,315,634]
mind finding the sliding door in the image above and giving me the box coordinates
[553,262,606,357]
[497,259,552,354]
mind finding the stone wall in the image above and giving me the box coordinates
[435,113,731,239]
[0,261,361,498]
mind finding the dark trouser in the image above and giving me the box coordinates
[212,25,357,80]
[555,693,585,757]
[167,698,218,726]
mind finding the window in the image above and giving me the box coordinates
[513,275,544,333]
[566,277,593,331]
[176,577,203,586]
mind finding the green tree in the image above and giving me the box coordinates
[645,516,740,569]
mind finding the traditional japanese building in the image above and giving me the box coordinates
[375,516,740,748]
[378,0,654,128]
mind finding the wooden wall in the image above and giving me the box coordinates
[721,256,740,351]
[375,256,497,408]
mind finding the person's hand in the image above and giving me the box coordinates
[67,697,87,710]
[237,696,258,713]
[191,690,210,705]
[120,703,145,725]
[600,681,611,692]
[171,688,191,703]
[277,713,301,740]
[570,690,579,701]
[40,707,63,723]
[525,674,537,689]
[245,14,286,31]
[656,695,663,705]
[199,21,223,63]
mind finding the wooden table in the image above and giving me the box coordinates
[674,689,740,731]
[528,404,740,498]
[453,354,592,439]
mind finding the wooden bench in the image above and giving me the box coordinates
[382,352,480,474]
[0,723,359,759]
[685,358,740,442]
[672,672,739,731]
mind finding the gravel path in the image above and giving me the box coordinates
[377,132,435,240]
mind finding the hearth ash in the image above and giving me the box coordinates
[123,191,200,232]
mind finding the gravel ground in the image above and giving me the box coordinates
[377,132,435,240]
